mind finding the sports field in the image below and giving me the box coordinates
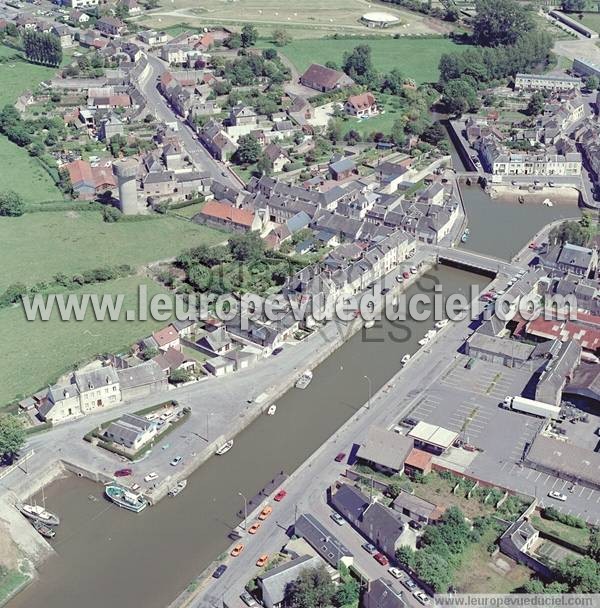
[274,37,471,84]
[0,210,225,292]
[0,276,175,405]
[140,0,453,38]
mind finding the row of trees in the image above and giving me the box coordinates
[549,214,598,247]
[211,49,290,87]
[23,29,63,67]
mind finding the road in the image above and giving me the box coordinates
[138,53,242,190]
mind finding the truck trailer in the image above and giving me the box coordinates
[503,396,561,419]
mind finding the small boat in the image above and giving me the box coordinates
[216,440,234,455]
[364,320,375,329]
[32,520,56,539]
[418,329,437,346]
[435,319,449,329]
[295,370,313,389]
[19,504,60,527]
[267,404,277,416]
[518,195,525,204]
[542,198,554,207]
[105,485,148,513]
[461,229,470,243]
[168,480,187,497]
[401,354,411,366]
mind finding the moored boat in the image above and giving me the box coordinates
[435,319,449,329]
[216,440,234,455]
[401,354,411,366]
[105,485,148,513]
[19,504,60,527]
[267,404,277,416]
[461,228,470,243]
[364,320,375,329]
[168,480,188,497]
[32,519,56,539]
[295,370,313,389]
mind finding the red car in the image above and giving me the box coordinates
[374,553,389,566]
[335,452,346,462]
[114,468,132,477]
[529,242,538,250]
[274,489,287,502]
[402,271,410,279]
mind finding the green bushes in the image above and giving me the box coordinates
[543,506,587,529]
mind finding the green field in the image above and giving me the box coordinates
[531,514,590,549]
[0,211,226,291]
[274,37,471,84]
[580,13,600,34]
[0,276,177,405]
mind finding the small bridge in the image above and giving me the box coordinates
[428,245,524,277]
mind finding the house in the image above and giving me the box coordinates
[257,555,323,608]
[403,448,433,478]
[545,242,598,277]
[294,513,353,567]
[66,0,98,7]
[96,16,126,37]
[330,483,408,559]
[499,517,551,578]
[196,326,234,356]
[120,0,141,15]
[392,491,442,525]
[363,578,407,608]
[152,324,181,352]
[64,160,116,200]
[152,348,196,377]
[203,355,235,377]
[194,200,264,233]
[117,360,168,400]
[407,421,458,455]
[51,24,74,48]
[138,30,168,46]
[98,113,124,142]
[69,10,90,25]
[345,92,378,117]
[356,427,414,474]
[514,73,580,92]
[264,143,289,173]
[300,64,355,92]
[329,158,357,181]
[104,413,158,450]
[199,121,237,161]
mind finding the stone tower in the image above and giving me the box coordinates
[112,158,139,215]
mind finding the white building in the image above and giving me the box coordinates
[66,0,98,8]
[515,73,580,92]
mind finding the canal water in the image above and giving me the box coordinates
[10,266,484,608]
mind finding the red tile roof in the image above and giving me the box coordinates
[527,316,600,352]
[153,324,180,347]
[404,448,432,471]
[346,92,376,111]
[200,200,255,228]
[66,160,94,186]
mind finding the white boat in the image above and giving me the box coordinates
[401,354,411,366]
[19,504,60,526]
[364,320,375,329]
[105,485,148,513]
[295,370,313,389]
[267,404,277,416]
[435,319,449,329]
[168,480,187,497]
[215,440,234,455]
[418,329,437,346]
[542,198,554,207]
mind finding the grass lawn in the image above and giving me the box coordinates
[580,13,600,34]
[530,514,590,550]
[0,569,29,604]
[339,94,402,138]
[271,37,472,84]
[0,211,226,291]
[453,527,532,593]
[0,276,177,406]
[0,49,58,107]
[173,202,206,218]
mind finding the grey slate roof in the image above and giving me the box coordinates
[363,578,407,608]
[357,427,414,471]
[294,513,353,566]
[117,360,167,389]
[258,554,321,608]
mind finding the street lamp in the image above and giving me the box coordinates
[239,492,248,530]
[364,375,372,410]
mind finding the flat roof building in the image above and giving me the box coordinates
[407,421,458,455]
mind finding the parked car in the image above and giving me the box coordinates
[548,491,567,502]
[240,592,257,607]
[248,522,261,534]
[410,266,417,274]
[144,472,158,482]
[271,347,283,356]
[381,287,390,295]
[274,489,287,502]
[256,554,269,567]
[212,564,227,579]
[388,567,403,579]
[258,505,273,520]
[170,457,182,466]
[230,543,244,557]
[413,590,430,605]
[402,271,410,279]
[334,452,346,462]
[402,417,418,427]
[402,578,417,591]
[330,513,345,526]
[409,520,422,530]
[373,552,389,566]
[395,275,404,283]
[362,543,377,554]
[114,468,132,477]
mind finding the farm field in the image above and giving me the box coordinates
[0,211,226,291]
[271,37,472,84]
[0,276,173,406]
[139,0,453,39]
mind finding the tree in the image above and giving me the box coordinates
[187,264,212,291]
[589,528,600,562]
[169,368,192,384]
[586,75,600,91]
[256,153,273,176]
[140,346,159,361]
[526,91,545,116]
[342,44,377,86]
[387,479,404,499]
[146,0,160,7]
[272,27,291,46]
[0,415,26,460]
[381,68,405,95]
[102,206,122,223]
[23,30,62,67]
[472,0,535,47]
[395,545,416,569]
[262,47,278,61]
[0,190,25,217]
[556,557,600,593]
[327,118,344,144]
[228,232,264,261]
[549,219,590,247]
[287,566,336,608]
[421,122,446,146]
[234,134,261,165]
[335,571,359,606]
[240,24,258,48]
[442,78,479,115]
[562,0,586,11]
[0,283,27,308]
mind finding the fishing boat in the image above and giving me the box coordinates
[19,504,60,527]
[32,520,56,539]
[364,320,375,329]
[105,485,148,513]
[401,354,411,366]
[295,370,313,389]
[215,440,234,455]
[267,404,277,416]
[168,480,187,497]
[435,319,449,329]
